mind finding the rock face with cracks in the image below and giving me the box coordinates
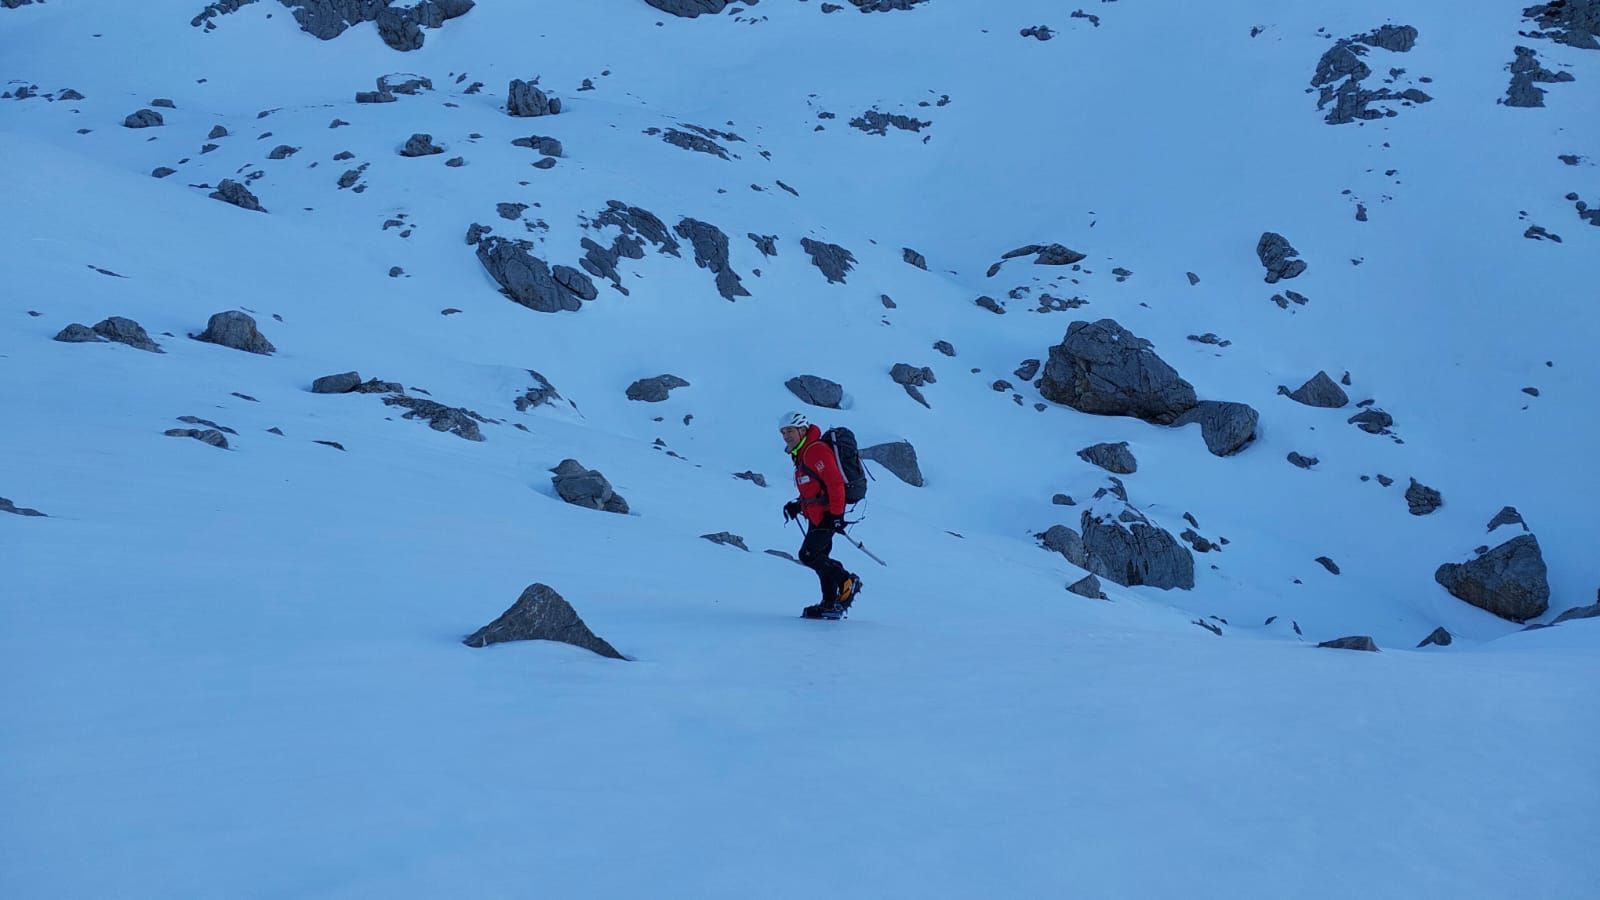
[1039,319,1197,424]
[1434,534,1550,622]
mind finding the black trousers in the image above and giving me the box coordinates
[799,516,851,602]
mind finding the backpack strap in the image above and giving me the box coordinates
[793,437,838,507]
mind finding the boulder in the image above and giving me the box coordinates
[123,108,164,128]
[1282,371,1348,408]
[861,440,923,487]
[1318,635,1379,652]
[476,237,589,312]
[551,459,629,514]
[92,316,162,352]
[1486,506,1527,533]
[800,238,856,284]
[462,583,624,658]
[626,374,690,402]
[700,532,749,551]
[53,323,103,343]
[1405,478,1443,515]
[382,396,487,441]
[674,218,749,300]
[1348,408,1394,434]
[1257,232,1307,283]
[312,371,362,394]
[785,374,843,409]
[0,496,46,517]
[903,247,928,269]
[511,134,563,156]
[1039,319,1197,424]
[1078,441,1137,474]
[210,178,265,212]
[400,133,443,156]
[1416,627,1453,648]
[1079,508,1194,590]
[163,428,229,449]
[1066,573,1107,599]
[1040,524,1089,568]
[507,78,561,117]
[1434,534,1550,622]
[192,311,275,354]
[1171,400,1259,457]
[1550,603,1600,625]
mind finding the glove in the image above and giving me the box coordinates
[783,500,802,522]
[826,513,848,534]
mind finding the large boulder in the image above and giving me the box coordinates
[785,374,843,409]
[1039,319,1197,424]
[1040,524,1089,569]
[551,459,629,514]
[462,583,624,659]
[1434,534,1550,622]
[192,311,275,355]
[507,78,561,117]
[1079,508,1195,590]
[626,374,690,402]
[477,237,593,312]
[1171,400,1258,456]
[861,440,923,487]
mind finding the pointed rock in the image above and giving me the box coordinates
[462,583,624,658]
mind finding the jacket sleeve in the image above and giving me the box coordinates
[810,444,848,516]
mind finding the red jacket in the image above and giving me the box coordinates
[790,424,846,526]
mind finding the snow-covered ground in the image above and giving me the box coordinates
[2,1,1597,896]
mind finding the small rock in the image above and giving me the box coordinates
[1066,574,1106,599]
[932,340,955,356]
[1051,494,1076,506]
[0,496,47,517]
[53,323,104,343]
[1282,371,1349,408]
[164,428,229,449]
[1314,556,1341,575]
[210,178,265,212]
[1317,635,1378,652]
[551,459,629,514]
[123,109,164,128]
[1287,451,1319,469]
[1486,506,1527,533]
[733,470,767,487]
[1077,441,1137,474]
[700,532,749,551]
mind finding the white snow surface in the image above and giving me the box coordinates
[2,1,1598,896]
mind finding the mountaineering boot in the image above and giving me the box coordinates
[837,574,863,609]
[801,602,827,619]
[816,600,846,620]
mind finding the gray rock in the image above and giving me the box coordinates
[1014,359,1041,381]
[53,323,104,343]
[1314,556,1341,575]
[462,583,623,658]
[903,247,927,269]
[1504,45,1576,108]
[0,496,46,517]
[511,134,563,156]
[700,531,749,551]
[675,218,749,300]
[352,378,404,394]
[800,238,856,284]
[514,369,563,411]
[507,78,561,116]
[551,459,629,514]
[786,375,843,409]
[164,428,229,449]
[1287,451,1318,469]
[626,374,690,402]
[496,203,527,220]
[1066,574,1106,599]
[747,233,778,257]
[932,340,955,357]
[1434,534,1550,622]
[733,470,767,487]
[267,144,299,159]
[849,109,931,135]
[123,108,164,128]
[192,310,275,354]
[1348,408,1394,435]
[1283,371,1348,408]
[1040,524,1088,569]
[1051,493,1076,506]
[1079,508,1195,590]
[92,316,162,352]
[660,127,730,159]
[1078,441,1137,474]
[477,237,590,313]
[1416,626,1453,648]
[975,296,1005,314]
[400,133,443,157]
[1021,25,1054,41]
[552,265,598,301]
[1405,478,1442,515]
[1170,401,1258,457]
[1256,232,1307,283]
[1524,1,1600,50]
[312,371,362,394]
[1551,603,1600,625]
[382,395,488,441]
[1318,635,1379,652]
[1486,506,1527,532]
[861,441,923,487]
[1040,319,1197,424]
[644,0,732,16]
[998,242,1087,267]
[210,178,265,212]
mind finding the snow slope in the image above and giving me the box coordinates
[2,1,1598,896]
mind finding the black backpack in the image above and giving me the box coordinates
[811,427,868,505]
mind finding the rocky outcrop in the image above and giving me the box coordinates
[626,374,690,402]
[644,0,733,17]
[164,428,230,449]
[1066,574,1106,599]
[1079,507,1195,590]
[1077,441,1137,474]
[1310,26,1431,124]
[700,531,749,551]
[1405,478,1442,516]
[551,459,629,514]
[1039,319,1197,424]
[1318,635,1379,652]
[462,583,624,659]
[785,375,843,409]
[1281,371,1348,408]
[1504,46,1576,108]
[0,496,46,517]
[674,218,748,300]
[800,238,856,284]
[1435,534,1550,622]
[1523,1,1600,50]
[861,440,923,487]
[889,363,935,408]
[210,179,265,212]
[477,237,596,313]
[192,311,275,354]
[1416,627,1453,648]
[1256,232,1306,283]
[382,396,489,441]
[1550,602,1600,625]
[508,78,561,117]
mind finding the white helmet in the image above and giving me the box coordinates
[778,410,810,430]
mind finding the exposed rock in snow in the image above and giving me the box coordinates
[1523,1,1600,50]
[800,238,856,283]
[700,531,749,551]
[1079,506,1195,590]
[91,317,162,352]
[1318,635,1378,652]
[1550,602,1600,625]
[1314,556,1340,575]
[1416,626,1452,648]
[400,133,444,157]
[1256,232,1307,283]
[312,371,362,394]
[1078,441,1137,474]
[748,233,778,257]
[1405,478,1442,516]
[861,440,923,487]
[1020,25,1054,41]
[551,459,630,514]
[1310,26,1430,124]
[1504,45,1576,108]
[191,310,275,354]
[733,470,767,487]
[164,427,230,449]
[1287,451,1319,469]
[1435,534,1550,622]
[508,78,561,116]
[902,247,927,269]
[0,496,47,517]
[932,340,955,357]
[462,583,624,659]
[1040,319,1197,425]
[1171,401,1258,457]
[1347,408,1394,435]
[1282,371,1348,408]
[1066,573,1106,599]
[675,218,749,300]
[123,109,163,128]
[786,375,843,409]
[476,237,595,313]
[52,323,102,343]
[511,135,562,156]
[849,109,931,136]
[626,374,690,402]
[1486,506,1527,533]
[660,127,730,159]
[514,370,563,411]
[644,0,735,17]
[889,363,935,408]
[210,178,265,212]
[267,144,298,159]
